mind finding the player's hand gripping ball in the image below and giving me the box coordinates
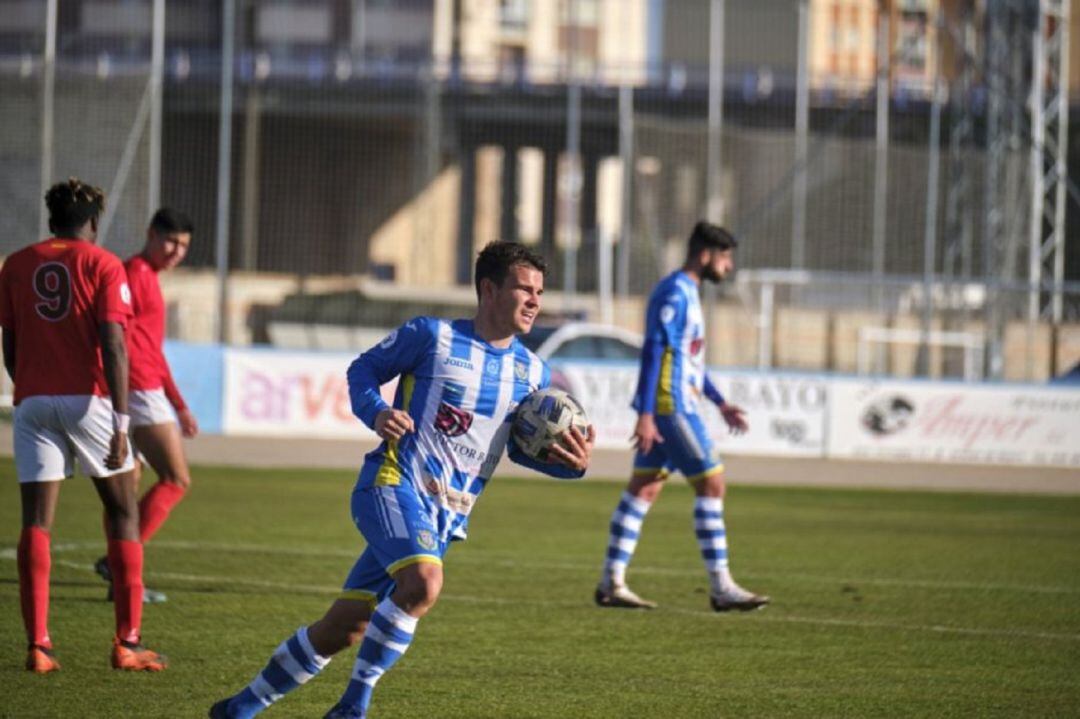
[511,388,590,462]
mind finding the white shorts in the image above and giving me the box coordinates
[130,388,177,428]
[13,395,136,482]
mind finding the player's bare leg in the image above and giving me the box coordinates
[307,599,374,656]
[693,472,769,612]
[19,481,62,672]
[96,422,188,603]
[92,471,168,670]
[595,471,666,609]
[323,562,441,719]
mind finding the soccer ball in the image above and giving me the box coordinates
[511,388,590,462]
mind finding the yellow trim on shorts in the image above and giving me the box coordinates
[338,589,378,610]
[657,347,675,416]
[686,464,725,484]
[633,466,670,479]
[387,554,443,576]
[375,441,401,486]
[374,375,416,488]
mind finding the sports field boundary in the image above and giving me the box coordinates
[2,420,1078,494]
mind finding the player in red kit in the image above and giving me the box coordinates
[0,178,167,673]
[93,208,196,604]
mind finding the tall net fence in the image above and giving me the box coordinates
[0,0,1077,382]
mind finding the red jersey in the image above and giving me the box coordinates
[0,238,132,404]
[124,254,185,410]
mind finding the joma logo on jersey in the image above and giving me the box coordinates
[443,357,474,370]
[434,401,473,437]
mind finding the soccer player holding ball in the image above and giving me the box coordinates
[210,241,594,719]
[1,178,167,673]
[594,222,769,612]
[92,208,197,604]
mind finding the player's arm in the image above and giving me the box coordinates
[347,318,434,438]
[507,425,592,479]
[0,268,14,381]
[99,320,130,469]
[507,364,593,479]
[631,290,685,453]
[704,372,747,435]
[2,327,15,382]
[161,368,198,437]
[631,338,665,454]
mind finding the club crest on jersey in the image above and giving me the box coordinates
[416,529,437,551]
[379,330,399,349]
[514,360,529,381]
[434,401,473,437]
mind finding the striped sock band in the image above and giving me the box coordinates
[602,491,652,586]
[336,597,419,713]
[694,497,730,592]
[228,626,330,718]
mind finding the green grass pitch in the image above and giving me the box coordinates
[3,457,1079,718]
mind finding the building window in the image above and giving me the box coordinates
[499,0,529,32]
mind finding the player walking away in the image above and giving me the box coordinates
[209,241,595,719]
[92,208,197,604]
[594,221,769,612]
[0,178,168,673]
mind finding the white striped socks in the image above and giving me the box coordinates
[227,626,331,718]
[601,491,652,587]
[694,496,734,594]
[334,597,419,714]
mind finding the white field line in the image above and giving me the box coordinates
[5,539,1079,597]
[3,541,1080,643]
[13,553,1080,644]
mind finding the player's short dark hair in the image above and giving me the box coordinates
[149,207,194,235]
[45,177,106,235]
[474,241,547,299]
[688,221,738,254]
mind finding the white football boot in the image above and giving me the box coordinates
[709,583,770,612]
[594,582,658,609]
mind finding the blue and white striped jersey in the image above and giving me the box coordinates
[632,271,708,416]
[348,317,580,543]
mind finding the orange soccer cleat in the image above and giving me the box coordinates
[26,644,61,674]
[111,638,168,672]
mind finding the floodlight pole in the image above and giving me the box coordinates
[38,0,57,240]
[791,0,809,269]
[706,0,725,223]
[148,0,165,215]
[871,7,890,310]
[215,0,236,344]
[563,0,582,302]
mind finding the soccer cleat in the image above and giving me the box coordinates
[594,582,658,609]
[94,555,112,583]
[709,585,770,612]
[26,644,61,674]
[106,584,169,604]
[323,704,366,719]
[111,638,168,671]
[208,699,233,719]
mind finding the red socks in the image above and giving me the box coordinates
[107,539,144,644]
[18,527,52,648]
[138,481,186,544]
